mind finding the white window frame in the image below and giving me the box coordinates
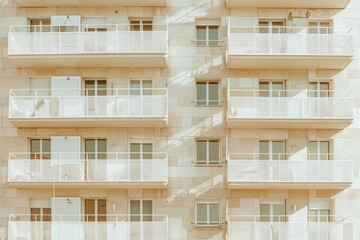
[129,79,153,96]
[308,20,332,34]
[196,81,221,106]
[195,24,220,46]
[84,79,107,96]
[83,198,107,222]
[259,19,286,34]
[129,19,153,31]
[128,199,154,222]
[195,139,221,165]
[195,200,221,227]
[258,79,286,97]
[28,138,51,160]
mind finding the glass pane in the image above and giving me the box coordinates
[143,21,153,31]
[259,21,269,34]
[196,26,207,45]
[272,141,284,160]
[272,22,284,34]
[143,80,153,95]
[97,199,107,222]
[308,83,317,97]
[30,139,40,154]
[143,200,153,222]
[259,82,269,97]
[43,208,51,222]
[97,80,107,96]
[208,82,219,106]
[196,141,207,164]
[130,143,141,160]
[196,82,207,105]
[320,83,329,97]
[308,22,318,34]
[320,141,329,160]
[42,139,51,160]
[320,22,330,34]
[260,204,270,222]
[197,204,207,224]
[273,204,285,222]
[85,199,95,222]
[209,140,220,164]
[130,200,140,221]
[308,141,317,160]
[320,210,330,222]
[130,21,140,31]
[209,204,220,225]
[85,80,95,96]
[142,143,153,159]
[130,80,141,95]
[208,26,219,46]
[85,140,96,160]
[309,210,318,222]
[272,82,284,97]
[259,141,269,160]
[97,139,107,160]
[31,208,41,222]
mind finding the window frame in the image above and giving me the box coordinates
[129,19,153,31]
[195,139,221,165]
[195,200,221,227]
[28,138,51,160]
[128,199,154,222]
[195,24,220,46]
[195,80,221,106]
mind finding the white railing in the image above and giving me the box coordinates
[8,152,168,183]
[228,90,353,120]
[8,24,168,55]
[9,88,168,119]
[8,214,168,240]
[227,24,353,56]
[228,215,352,240]
[227,153,353,183]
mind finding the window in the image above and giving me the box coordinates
[130,79,153,95]
[196,81,220,106]
[196,201,220,226]
[196,140,220,165]
[308,141,330,160]
[30,199,51,222]
[130,20,153,31]
[85,80,107,96]
[85,139,107,160]
[84,199,107,222]
[130,200,153,222]
[30,139,51,160]
[260,200,286,222]
[259,20,285,34]
[196,25,219,46]
[308,21,331,34]
[259,80,285,97]
[130,142,153,160]
[259,140,285,160]
[308,82,330,97]
[29,19,51,32]
[309,199,331,222]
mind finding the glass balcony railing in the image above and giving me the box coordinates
[8,152,168,187]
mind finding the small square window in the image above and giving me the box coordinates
[196,202,220,226]
[196,81,220,106]
[196,25,220,46]
[196,140,220,165]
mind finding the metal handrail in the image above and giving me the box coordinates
[228,215,352,223]
[227,153,352,160]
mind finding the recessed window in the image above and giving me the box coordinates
[85,80,107,96]
[195,19,220,46]
[308,21,331,34]
[259,80,285,97]
[196,81,220,106]
[196,201,220,226]
[196,140,220,165]
[30,139,51,160]
[259,20,285,34]
[130,20,153,31]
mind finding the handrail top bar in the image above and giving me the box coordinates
[9,214,167,217]
[227,153,351,156]
[10,88,168,91]
[229,89,351,93]
[10,24,167,27]
[228,25,351,30]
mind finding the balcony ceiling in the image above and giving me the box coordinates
[227,182,352,189]
[9,117,168,128]
[227,55,353,70]
[8,54,167,68]
[226,0,349,8]
[15,0,167,7]
[227,119,352,130]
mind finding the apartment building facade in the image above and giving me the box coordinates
[0,0,359,239]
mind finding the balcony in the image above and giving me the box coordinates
[228,215,353,240]
[227,90,353,129]
[8,152,168,188]
[226,0,350,8]
[14,0,167,7]
[227,25,353,69]
[8,214,168,240]
[8,24,168,68]
[227,153,353,189]
[9,88,168,128]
